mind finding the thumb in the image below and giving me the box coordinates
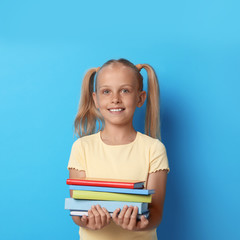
[81,215,87,225]
[137,216,149,229]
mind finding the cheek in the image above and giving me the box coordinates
[125,95,138,106]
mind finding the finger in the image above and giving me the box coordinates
[122,206,134,227]
[128,206,138,229]
[112,208,121,222]
[118,205,128,225]
[88,209,95,228]
[137,215,149,230]
[102,207,111,224]
[80,215,88,226]
[96,205,107,226]
[91,205,101,228]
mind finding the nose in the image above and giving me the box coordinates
[111,92,121,104]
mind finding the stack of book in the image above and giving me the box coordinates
[64,177,154,219]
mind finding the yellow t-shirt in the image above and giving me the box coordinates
[67,131,169,240]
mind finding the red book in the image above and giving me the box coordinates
[66,177,144,189]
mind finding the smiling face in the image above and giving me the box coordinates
[92,63,146,129]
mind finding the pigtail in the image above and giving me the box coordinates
[141,64,161,140]
[74,68,103,137]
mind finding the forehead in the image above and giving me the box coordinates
[96,64,138,87]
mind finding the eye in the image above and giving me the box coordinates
[103,89,110,94]
[121,89,129,93]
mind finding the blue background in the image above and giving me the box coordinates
[0,1,239,239]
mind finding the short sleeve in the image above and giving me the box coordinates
[149,140,170,173]
[67,139,86,171]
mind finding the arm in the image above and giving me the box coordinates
[144,169,168,230]
[112,169,168,231]
[69,169,111,230]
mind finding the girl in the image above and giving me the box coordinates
[67,58,169,240]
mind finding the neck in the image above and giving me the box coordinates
[100,124,137,145]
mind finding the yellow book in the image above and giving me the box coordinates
[72,190,152,203]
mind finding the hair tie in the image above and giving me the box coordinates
[96,67,101,72]
[136,64,143,71]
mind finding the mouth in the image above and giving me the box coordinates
[108,108,125,112]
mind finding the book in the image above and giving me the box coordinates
[69,210,150,220]
[72,190,152,203]
[65,198,148,214]
[69,185,154,195]
[66,178,144,189]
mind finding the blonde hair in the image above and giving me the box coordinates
[74,59,161,139]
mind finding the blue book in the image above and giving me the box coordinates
[65,198,148,214]
[69,185,154,195]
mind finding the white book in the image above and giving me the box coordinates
[69,210,150,220]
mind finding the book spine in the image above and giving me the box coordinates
[65,198,148,214]
[69,185,154,195]
[66,179,138,189]
[72,190,152,203]
[69,210,150,220]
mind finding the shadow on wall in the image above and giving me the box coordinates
[158,100,184,240]
[134,93,197,239]
[157,91,199,240]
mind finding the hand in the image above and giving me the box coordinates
[112,205,149,231]
[80,205,111,230]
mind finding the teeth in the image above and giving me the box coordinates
[109,108,123,112]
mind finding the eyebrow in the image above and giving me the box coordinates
[99,84,134,89]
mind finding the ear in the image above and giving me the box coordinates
[137,91,147,108]
[92,92,99,109]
